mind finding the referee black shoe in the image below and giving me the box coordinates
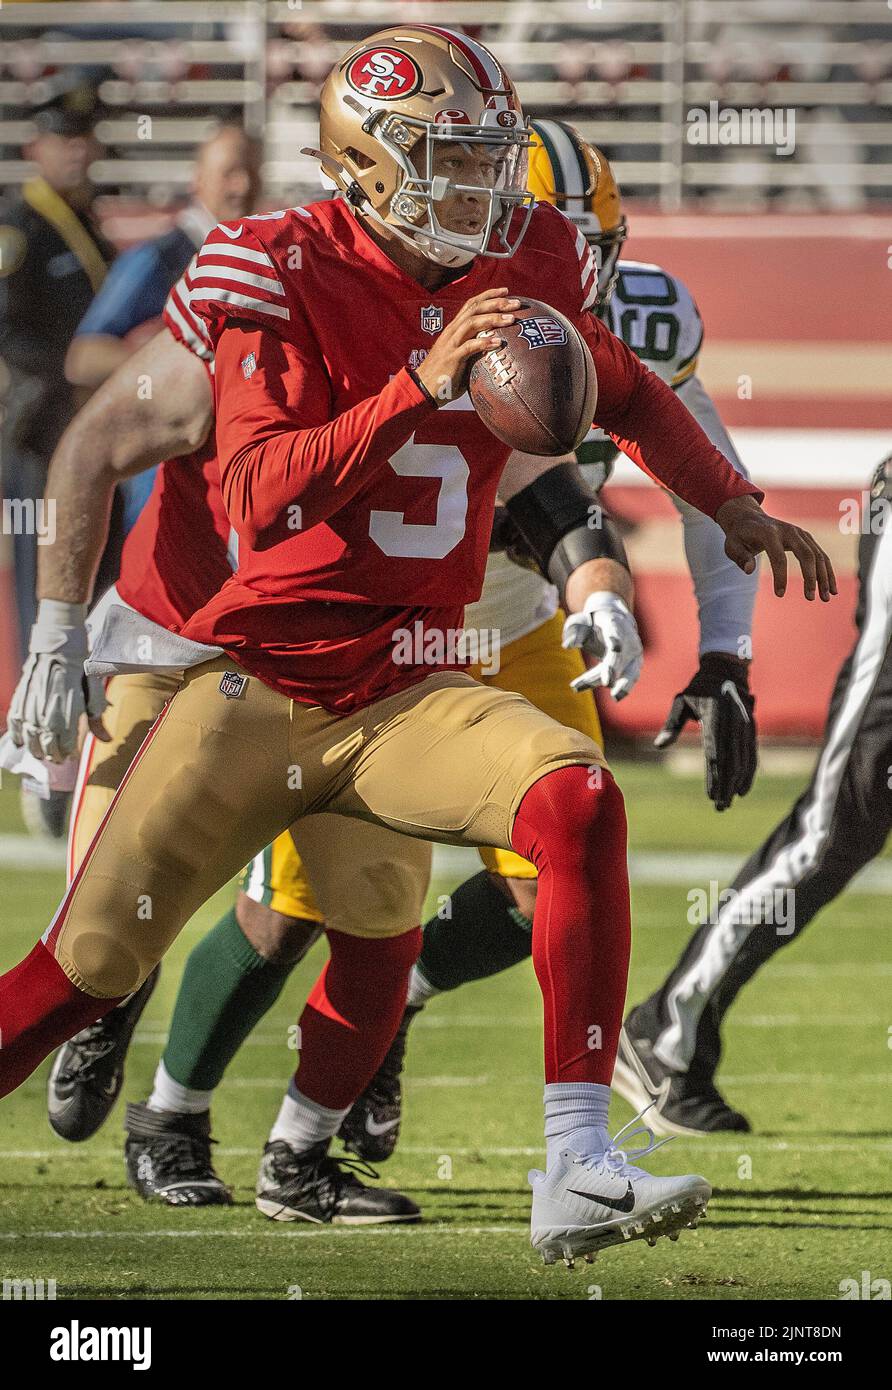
[612,1021,750,1136]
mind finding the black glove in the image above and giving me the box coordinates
[654,653,757,812]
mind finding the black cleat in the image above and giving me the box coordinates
[337,1004,421,1162]
[124,1102,233,1206]
[255,1139,420,1225]
[47,967,160,1141]
[612,1022,751,1136]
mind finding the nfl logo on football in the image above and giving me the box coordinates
[519,317,568,351]
[420,305,443,335]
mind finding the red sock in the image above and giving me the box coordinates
[511,764,631,1084]
[0,943,121,1098]
[294,927,422,1110]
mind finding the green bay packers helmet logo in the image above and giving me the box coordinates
[346,48,422,100]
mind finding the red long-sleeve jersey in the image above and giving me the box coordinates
[171,197,759,712]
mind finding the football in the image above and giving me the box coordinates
[468,297,597,455]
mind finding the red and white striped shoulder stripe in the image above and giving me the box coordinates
[189,223,290,326]
[163,259,214,364]
[575,224,599,312]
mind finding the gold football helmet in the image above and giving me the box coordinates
[308,25,534,267]
[527,119,627,304]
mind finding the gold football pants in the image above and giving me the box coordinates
[49,658,602,996]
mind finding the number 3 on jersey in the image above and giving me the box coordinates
[369,435,470,559]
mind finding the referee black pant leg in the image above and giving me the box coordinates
[630,505,892,1082]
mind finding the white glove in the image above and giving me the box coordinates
[562,590,644,701]
[6,600,107,763]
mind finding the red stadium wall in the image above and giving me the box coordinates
[598,485,860,742]
[599,211,891,738]
[2,214,890,735]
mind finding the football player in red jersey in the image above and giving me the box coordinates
[0,27,835,1265]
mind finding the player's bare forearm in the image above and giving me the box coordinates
[37,329,213,603]
[65,332,133,389]
[565,558,633,612]
[38,431,117,602]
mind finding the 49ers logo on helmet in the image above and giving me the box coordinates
[346,48,422,99]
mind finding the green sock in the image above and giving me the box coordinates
[417,869,533,992]
[162,906,296,1091]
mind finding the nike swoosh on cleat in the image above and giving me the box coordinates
[721,680,751,723]
[365,1116,400,1137]
[566,1181,636,1213]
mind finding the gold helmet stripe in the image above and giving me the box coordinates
[408,23,510,93]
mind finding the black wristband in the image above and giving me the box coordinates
[408,366,437,405]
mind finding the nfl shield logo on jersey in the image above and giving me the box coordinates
[518,316,568,351]
[241,352,257,379]
[420,305,443,335]
[219,671,248,700]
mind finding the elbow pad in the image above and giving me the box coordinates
[503,462,629,595]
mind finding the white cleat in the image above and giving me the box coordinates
[529,1111,711,1266]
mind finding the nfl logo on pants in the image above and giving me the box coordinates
[219,671,248,700]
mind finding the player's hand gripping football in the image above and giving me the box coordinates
[715,495,837,601]
[655,653,757,812]
[562,591,644,701]
[413,287,520,405]
[7,601,108,763]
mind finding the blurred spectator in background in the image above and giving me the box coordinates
[63,123,262,539]
[65,124,262,391]
[0,81,114,658]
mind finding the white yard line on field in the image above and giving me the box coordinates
[4,834,892,895]
[127,1012,888,1046]
[0,1224,530,1241]
[1,1139,890,1162]
[0,835,67,869]
[34,1071,877,1091]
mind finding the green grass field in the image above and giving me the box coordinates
[0,763,890,1301]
